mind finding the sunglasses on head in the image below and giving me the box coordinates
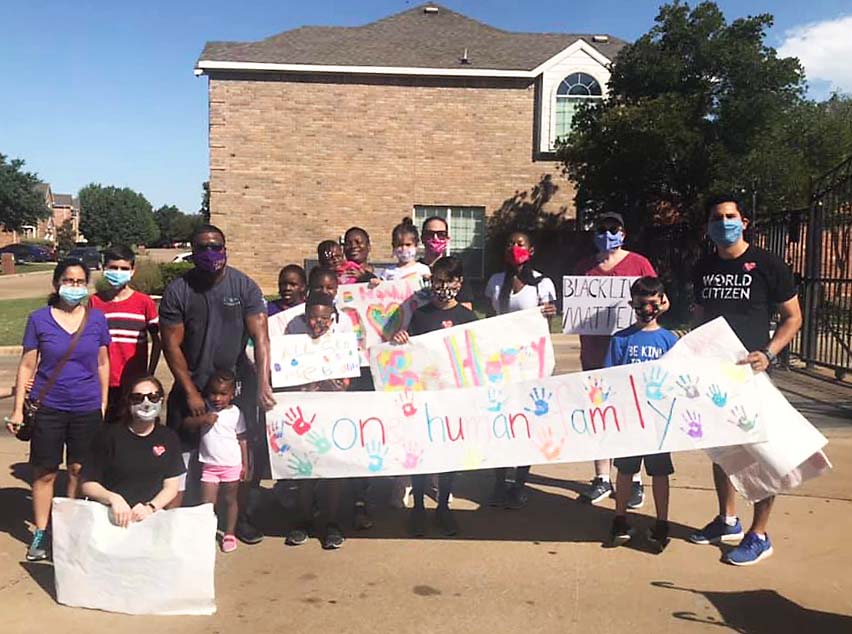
[194,243,225,252]
[423,230,448,239]
[128,392,163,405]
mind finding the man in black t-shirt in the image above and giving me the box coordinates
[159,224,275,544]
[689,194,802,566]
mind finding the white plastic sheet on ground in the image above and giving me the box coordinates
[662,318,832,501]
[52,498,217,615]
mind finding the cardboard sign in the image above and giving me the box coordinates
[562,275,638,335]
[270,332,361,388]
[337,277,430,365]
[266,319,784,480]
[369,309,555,391]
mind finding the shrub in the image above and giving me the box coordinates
[159,262,193,291]
[94,258,164,295]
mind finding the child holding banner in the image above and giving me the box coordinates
[379,217,432,281]
[284,291,349,550]
[604,277,676,551]
[393,256,477,536]
[484,230,557,509]
[267,265,306,318]
[183,370,248,553]
[342,227,378,284]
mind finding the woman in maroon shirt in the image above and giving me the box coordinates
[573,212,655,507]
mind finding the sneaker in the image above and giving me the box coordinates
[221,534,238,553]
[647,520,670,552]
[609,515,634,547]
[436,507,459,537]
[583,478,613,505]
[408,506,427,537]
[285,527,309,546]
[322,524,345,550]
[723,532,773,566]
[353,502,374,530]
[26,529,49,562]
[627,482,645,509]
[688,516,744,545]
[235,517,264,544]
[505,485,529,510]
[488,482,509,507]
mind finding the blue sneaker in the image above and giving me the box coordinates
[688,516,744,545]
[723,532,774,566]
[26,529,49,561]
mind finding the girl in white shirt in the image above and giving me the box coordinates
[483,230,557,510]
[379,217,432,282]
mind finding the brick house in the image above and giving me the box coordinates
[195,3,624,290]
[1,183,80,247]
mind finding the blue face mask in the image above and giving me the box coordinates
[58,285,89,305]
[104,269,132,288]
[594,230,624,252]
[708,219,743,246]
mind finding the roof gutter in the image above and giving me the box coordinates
[195,60,535,78]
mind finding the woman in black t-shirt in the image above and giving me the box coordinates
[82,376,185,527]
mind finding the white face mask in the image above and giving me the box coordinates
[130,401,162,422]
[394,246,418,264]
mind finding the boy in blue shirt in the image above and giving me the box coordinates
[604,276,678,551]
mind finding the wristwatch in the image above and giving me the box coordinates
[760,348,777,365]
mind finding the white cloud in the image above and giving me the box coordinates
[778,15,852,96]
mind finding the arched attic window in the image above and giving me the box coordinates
[555,72,602,141]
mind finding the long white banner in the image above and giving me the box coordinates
[265,319,791,480]
[369,308,555,391]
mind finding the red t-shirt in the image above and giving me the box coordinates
[90,291,159,388]
[573,251,657,370]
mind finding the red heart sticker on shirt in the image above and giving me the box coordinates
[152,445,166,457]
[441,320,454,329]
[743,262,756,272]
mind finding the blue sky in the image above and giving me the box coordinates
[1,0,849,213]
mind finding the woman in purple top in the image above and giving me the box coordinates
[5,259,111,562]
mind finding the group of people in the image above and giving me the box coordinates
[4,193,801,567]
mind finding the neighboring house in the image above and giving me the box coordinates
[1,183,81,247]
[195,2,625,290]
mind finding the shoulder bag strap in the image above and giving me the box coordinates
[32,307,90,406]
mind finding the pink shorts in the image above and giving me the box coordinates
[200,463,241,484]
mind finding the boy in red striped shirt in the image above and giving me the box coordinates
[91,245,160,422]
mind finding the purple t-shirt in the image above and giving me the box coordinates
[23,306,111,412]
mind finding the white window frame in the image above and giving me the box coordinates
[413,205,486,280]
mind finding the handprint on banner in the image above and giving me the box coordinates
[288,453,314,477]
[524,387,553,417]
[462,447,486,470]
[396,390,418,418]
[728,406,758,432]
[366,441,389,473]
[676,374,700,399]
[681,411,703,439]
[267,423,291,456]
[486,386,506,413]
[400,443,424,470]
[284,406,315,436]
[535,427,565,460]
[585,377,612,406]
[707,384,728,408]
[643,367,671,401]
[306,430,332,455]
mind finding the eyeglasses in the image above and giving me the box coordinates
[60,279,88,287]
[194,243,225,252]
[595,225,622,235]
[128,392,163,405]
[423,230,448,240]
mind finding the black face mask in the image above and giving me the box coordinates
[633,300,663,323]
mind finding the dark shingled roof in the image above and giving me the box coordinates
[53,194,74,206]
[198,3,626,72]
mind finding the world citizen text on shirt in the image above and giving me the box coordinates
[699,273,756,300]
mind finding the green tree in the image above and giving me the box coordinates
[0,153,50,232]
[173,212,204,242]
[56,220,76,256]
[78,184,160,247]
[200,181,210,222]
[153,204,182,245]
[558,1,805,228]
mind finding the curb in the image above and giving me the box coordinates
[0,346,22,356]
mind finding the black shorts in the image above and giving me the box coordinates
[614,452,674,477]
[29,406,102,469]
[104,386,124,424]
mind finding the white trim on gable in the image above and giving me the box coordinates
[530,39,613,76]
[196,60,535,78]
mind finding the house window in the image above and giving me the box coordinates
[555,72,603,142]
[413,205,485,279]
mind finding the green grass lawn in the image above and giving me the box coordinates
[0,262,56,275]
[0,297,46,346]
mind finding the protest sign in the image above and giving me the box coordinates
[562,275,638,335]
[52,499,217,615]
[269,332,360,388]
[369,308,555,391]
[337,277,430,365]
[265,319,790,480]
